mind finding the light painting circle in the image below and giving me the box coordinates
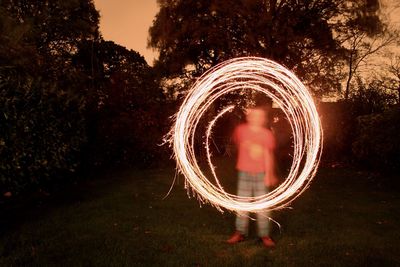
[171,57,323,213]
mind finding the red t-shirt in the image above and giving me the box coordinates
[233,124,275,173]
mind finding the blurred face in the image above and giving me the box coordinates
[246,108,266,127]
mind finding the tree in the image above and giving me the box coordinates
[0,0,99,79]
[0,0,100,193]
[0,6,38,68]
[74,40,167,166]
[149,0,384,97]
[387,55,400,105]
[75,40,163,112]
[339,24,397,100]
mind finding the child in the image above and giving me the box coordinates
[226,106,278,248]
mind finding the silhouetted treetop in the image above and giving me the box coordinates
[149,0,384,96]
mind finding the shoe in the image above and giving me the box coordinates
[226,231,245,244]
[261,236,275,248]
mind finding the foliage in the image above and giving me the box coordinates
[0,0,100,99]
[0,0,169,196]
[75,40,162,111]
[149,0,384,96]
[319,77,397,162]
[385,55,400,104]
[0,0,99,193]
[74,40,169,166]
[348,77,398,115]
[0,67,87,193]
[352,107,400,172]
[1,0,99,64]
[0,6,38,68]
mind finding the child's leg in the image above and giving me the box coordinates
[235,171,252,235]
[254,173,271,237]
[256,211,271,237]
[235,212,249,235]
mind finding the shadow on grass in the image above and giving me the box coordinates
[1,160,400,266]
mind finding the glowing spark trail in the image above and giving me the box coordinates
[168,57,323,213]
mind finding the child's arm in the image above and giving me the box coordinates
[264,148,278,187]
[264,130,278,187]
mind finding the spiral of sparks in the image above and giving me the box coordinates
[168,57,323,213]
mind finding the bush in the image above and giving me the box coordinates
[352,107,400,172]
[0,67,87,194]
[88,108,169,167]
[75,40,170,168]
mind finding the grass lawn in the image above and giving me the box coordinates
[1,159,400,267]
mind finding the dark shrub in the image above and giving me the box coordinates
[0,67,87,194]
[352,107,400,172]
